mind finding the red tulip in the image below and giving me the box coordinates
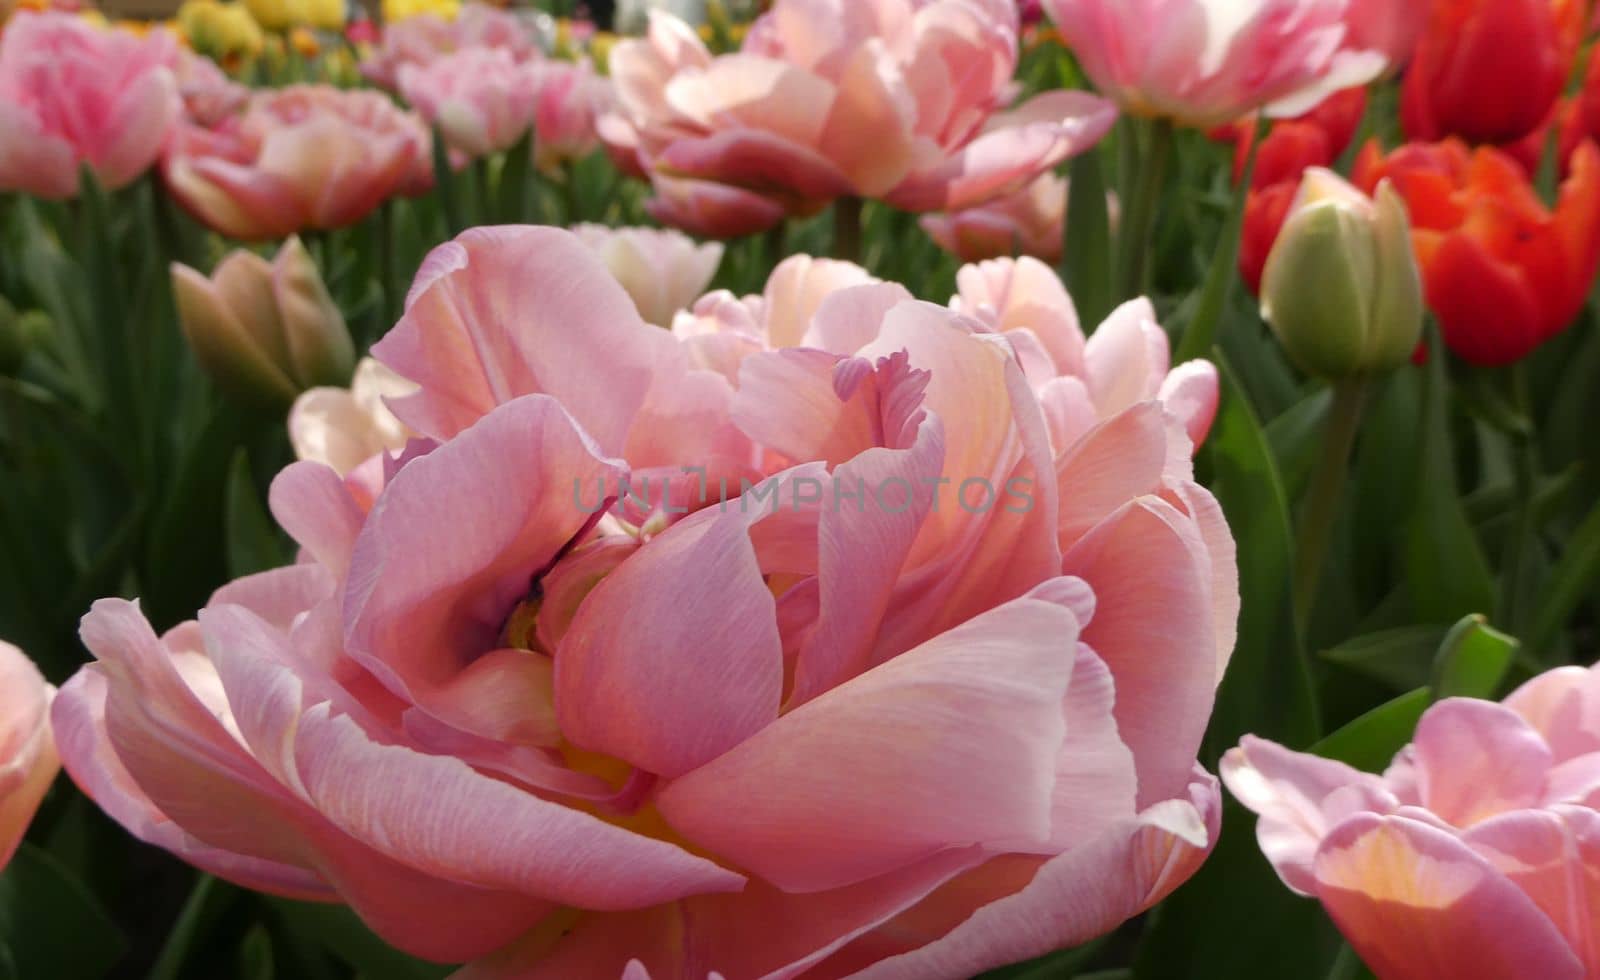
[1401,0,1586,145]
[1354,138,1600,365]
[1223,88,1368,293]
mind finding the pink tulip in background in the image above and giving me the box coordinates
[163,85,431,241]
[1225,663,1600,978]
[399,47,538,159]
[572,223,724,327]
[600,0,1117,237]
[921,173,1069,264]
[528,59,612,170]
[57,226,1234,977]
[174,49,250,128]
[1344,0,1430,69]
[360,4,539,91]
[1040,0,1390,128]
[0,11,181,199]
[1,641,57,870]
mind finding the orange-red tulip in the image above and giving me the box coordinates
[1225,88,1368,293]
[1354,138,1600,365]
[1401,0,1586,145]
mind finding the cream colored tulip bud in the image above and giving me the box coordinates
[173,237,354,410]
[1260,170,1424,379]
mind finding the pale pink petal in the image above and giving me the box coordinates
[1082,299,1169,417]
[1157,360,1221,447]
[1221,735,1398,895]
[1409,699,1554,827]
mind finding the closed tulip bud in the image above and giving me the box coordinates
[1260,169,1423,379]
[172,236,355,409]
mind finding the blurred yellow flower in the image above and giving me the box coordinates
[179,0,266,59]
[244,0,343,33]
[383,0,457,22]
[588,31,616,73]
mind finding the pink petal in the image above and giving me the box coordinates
[1462,807,1600,974]
[342,395,627,742]
[844,769,1221,979]
[1082,299,1169,417]
[817,42,917,197]
[656,589,1083,893]
[1157,360,1221,447]
[269,461,366,580]
[372,226,676,449]
[0,642,56,869]
[1504,665,1600,763]
[554,469,809,777]
[1312,813,1584,980]
[1409,698,1554,827]
[1221,735,1398,895]
[1061,495,1220,807]
[886,90,1116,212]
[51,667,332,899]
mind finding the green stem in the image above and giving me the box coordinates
[1174,114,1267,363]
[147,876,243,980]
[377,198,398,333]
[1116,117,1175,300]
[430,127,463,238]
[1293,379,1368,632]
[833,196,863,265]
[764,219,788,267]
[472,156,494,228]
[1498,363,1539,633]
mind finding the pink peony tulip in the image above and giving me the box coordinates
[528,59,613,170]
[921,172,1069,264]
[399,47,538,159]
[1040,0,1389,128]
[360,4,540,91]
[600,1,1117,235]
[1,641,57,870]
[1225,663,1600,978]
[0,11,181,199]
[572,223,724,327]
[163,85,431,241]
[58,226,1234,977]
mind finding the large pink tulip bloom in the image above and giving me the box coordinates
[163,85,431,241]
[1225,663,1600,978]
[1041,0,1389,128]
[399,48,537,159]
[1,641,57,869]
[360,3,540,91]
[0,11,181,199]
[601,0,1117,236]
[58,227,1234,977]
